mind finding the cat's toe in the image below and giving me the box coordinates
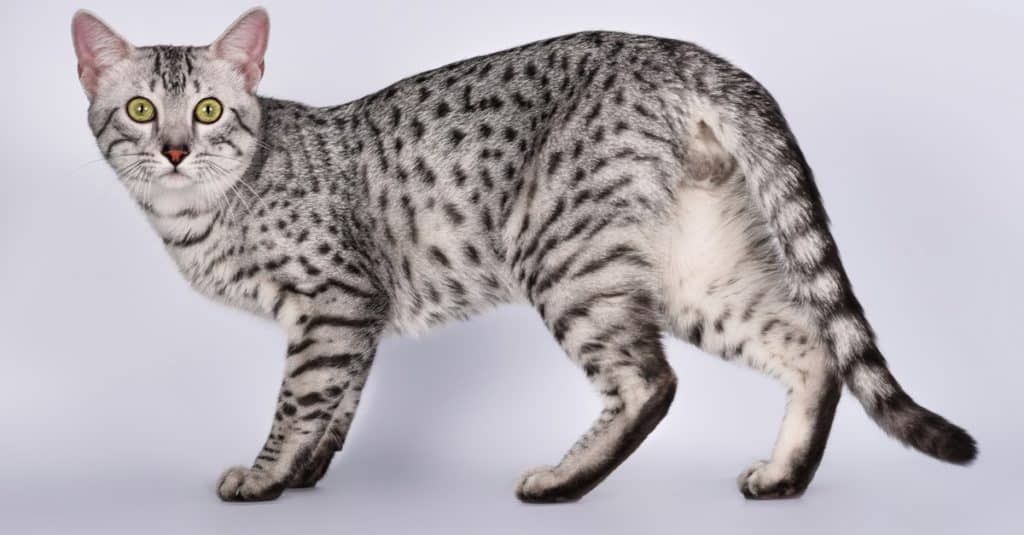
[736,460,804,500]
[217,466,286,502]
[515,465,584,503]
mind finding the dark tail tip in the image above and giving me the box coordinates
[873,391,978,465]
[845,361,977,465]
[928,421,978,465]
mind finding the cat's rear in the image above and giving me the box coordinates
[664,58,977,466]
[649,73,976,496]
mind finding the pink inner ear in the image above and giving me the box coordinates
[72,11,131,97]
[212,9,270,92]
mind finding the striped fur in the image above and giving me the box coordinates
[74,8,975,503]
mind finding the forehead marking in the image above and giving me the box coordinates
[149,46,195,95]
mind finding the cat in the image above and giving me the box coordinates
[72,8,976,503]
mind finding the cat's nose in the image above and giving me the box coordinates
[161,145,190,166]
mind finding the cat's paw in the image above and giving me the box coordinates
[217,466,286,502]
[515,465,585,503]
[736,459,804,500]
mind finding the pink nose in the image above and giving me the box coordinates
[162,145,189,165]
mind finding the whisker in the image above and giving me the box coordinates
[233,176,270,214]
[232,181,255,217]
[194,152,244,163]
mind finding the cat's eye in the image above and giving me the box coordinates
[126,96,156,123]
[194,97,223,124]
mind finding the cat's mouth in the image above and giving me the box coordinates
[159,170,195,189]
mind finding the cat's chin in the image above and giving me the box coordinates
[140,176,237,215]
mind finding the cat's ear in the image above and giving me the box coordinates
[211,8,270,93]
[72,11,133,99]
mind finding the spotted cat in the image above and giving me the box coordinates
[72,8,976,502]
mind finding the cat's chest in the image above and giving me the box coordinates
[149,211,272,314]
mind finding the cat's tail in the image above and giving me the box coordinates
[702,74,977,465]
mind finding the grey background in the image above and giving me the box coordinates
[2,0,1021,533]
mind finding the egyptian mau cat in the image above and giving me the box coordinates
[72,8,976,502]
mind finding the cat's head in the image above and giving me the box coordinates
[72,8,269,214]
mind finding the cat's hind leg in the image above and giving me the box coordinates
[711,304,841,498]
[517,277,676,503]
[669,266,842,498]
[662,180,842,499]
[693,296,841,499]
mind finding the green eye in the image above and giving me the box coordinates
[126,96,156,123]
[195,97,223,124]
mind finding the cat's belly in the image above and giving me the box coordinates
[383,225,520,336]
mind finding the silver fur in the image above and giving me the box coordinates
[73,8,976,502]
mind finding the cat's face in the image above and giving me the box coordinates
[72,9,269,214]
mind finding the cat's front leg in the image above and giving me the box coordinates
[288,362,373,488]
[217,292,384,502]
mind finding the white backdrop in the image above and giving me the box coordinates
[2,1,1021,533]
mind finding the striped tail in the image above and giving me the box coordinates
[707,76,977,464]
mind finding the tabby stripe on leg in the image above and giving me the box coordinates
[303,315,381,335]
[286,339,317,356]
[289,353,361,378]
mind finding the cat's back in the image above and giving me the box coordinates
[241,31,735,334]
[339,30,711,206]
[353,31,708,117]
[338,32,716,330]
